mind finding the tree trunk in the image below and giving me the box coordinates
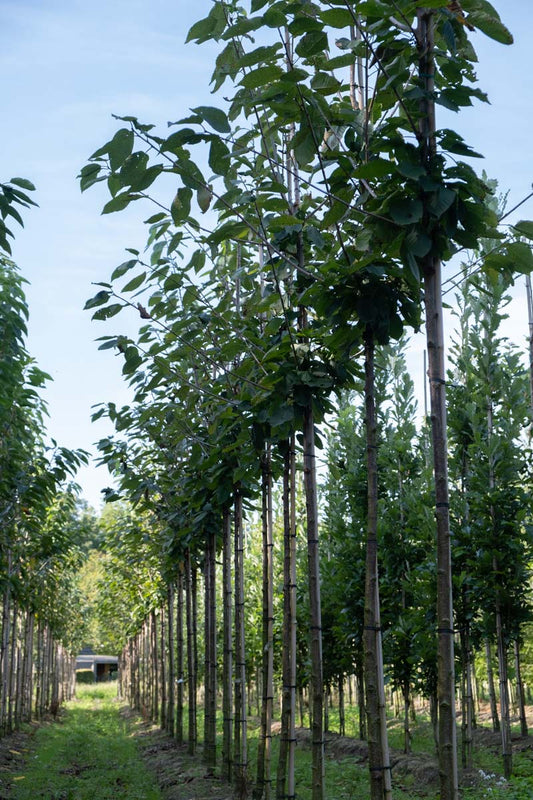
[222,505,234,782]
[167,585,175,737]
[416,11,459,799]
[495,601,512,778]
[460,628,474,770]
[303,400,325,800]
[485,638,500,732]
[357,658,366,741]
[160,607,167,731]
[339,675,346,737]
[204,531,217,773]
[255,449,274,800]
[276,444,291,800]
[363,330,392,800]
[185,550,197,754]
[176,572,184,743]
[514,639,528,737]
[403,682,411,755]
[234,491,248,796]
[0,588,11,734]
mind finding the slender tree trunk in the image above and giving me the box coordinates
[152,610,159,724]
[204,531,217,773]
[7,601,18,733]
[356,658,367,741]
[277,444,292,800]
[186,550,197,754]
[276,437,298,800]
[161,607,167,731]
[460,628,474,769]
[339,675,346,737]
[495,601,512,778]
[416,11,459,799]
[255,448,274,800]
[234,491,248,796]
[222,505,234,782]
[363,331,392,800]
[485,638,500,732]
[167,584,175,737]
[302,399,325,800]
[514,639,528,737]
[403,682,411,755]
[176,572,184,743]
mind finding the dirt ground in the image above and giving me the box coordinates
[1,705,532,799]
[0,722,40,799]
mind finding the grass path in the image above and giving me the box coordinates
[8,684,162,800]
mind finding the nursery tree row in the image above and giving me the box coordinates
[80,2,533,799]
[0,179,88,735]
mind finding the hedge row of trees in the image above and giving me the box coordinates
[0,179,87,735]
[79,3,532,800]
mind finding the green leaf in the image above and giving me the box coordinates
[466,10,513,44]
[237,43,283,69]
[119,152,150,189]
[310,72,341,95]
[171,187,192,224]
[269,404,294,427]
[438,129,483,158]
[84,290,111,310]
[108,128,134,171]
[191,105,231,133]
[111,259,137,281]
[428,187,456,218]
[164,273,183,292]
[197,185,213,213]
[186,3,226,43]
[102,193,135,214]
[396,161,426,180]
[9,177,36,191]
[208,138,230,175]
[122,272,147,292]
[295,31,329,59]
[353,159,393,179]
[506,242,533,273]
[389,198,423,226]
[240,65,284,90]
[319,8,353,27]
[263,7,286,28]
[79,164,102,192]
[92,303,123,321]
[513,220,533,240]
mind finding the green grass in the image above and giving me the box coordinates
[9,684,162,800]
[9,690,533,800]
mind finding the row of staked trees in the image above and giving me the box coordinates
[79,2,533,800]
[0,179,88,736]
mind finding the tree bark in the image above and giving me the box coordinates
[514,639,528,737]
[363,331,392,800]
[185,550,197,754]
[176,571,184,743]
[303,401,325,800]
[495,600,512,778]
[234,490,248,796]
[485,638,500,732]
[222,504,234,782]
[255,448,274,800]
[416,10,458,798]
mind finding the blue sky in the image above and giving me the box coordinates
[1,1,532,508]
